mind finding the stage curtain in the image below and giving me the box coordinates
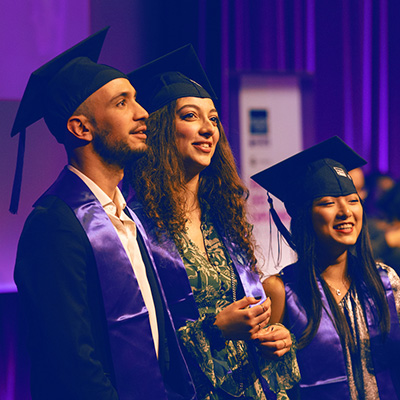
[211,0,400,177]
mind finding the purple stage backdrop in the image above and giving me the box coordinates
[0,1,90,293]
[4,0,400,292]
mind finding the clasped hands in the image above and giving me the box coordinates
[213,296,292,359]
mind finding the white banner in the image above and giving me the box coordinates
[239,74,303,279]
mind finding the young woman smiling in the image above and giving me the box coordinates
[253,136,400,400]
[125,45,300,400]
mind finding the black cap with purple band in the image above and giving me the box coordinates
[251,136,367,217]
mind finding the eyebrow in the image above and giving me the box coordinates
[109,90,137,103]
[176,104,218,114]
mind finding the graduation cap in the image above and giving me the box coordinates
[128,44,217,114]
[10,26,127,214]
[251,136,367,248]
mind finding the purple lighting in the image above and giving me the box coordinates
[1,3,89,396]
[342,0,354,147]
[379,0,389,172]
[362,0,373,160]
[0,1,90,293]
[306,0,315,73]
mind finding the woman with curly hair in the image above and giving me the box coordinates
[125,45,300,400]
[254,136,400,400]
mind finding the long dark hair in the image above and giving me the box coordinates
[127,100,257,269]
[290,202,390,350]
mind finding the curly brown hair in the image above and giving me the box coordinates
[127,100,257,269]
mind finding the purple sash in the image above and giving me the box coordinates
[283,266,349,399]
[40,168,169,400]
[129,200,199,328]
[129,200,276,397]
[282,263,400,400]
[129,200,266,330]
[129,200,276,400]
[221,235,266,301]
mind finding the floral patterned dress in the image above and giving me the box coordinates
[174,212,300,400]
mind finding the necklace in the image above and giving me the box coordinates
[202,222,244,394]
[324,278,349,296]
[228,258,244,394]
[326,282,343,296]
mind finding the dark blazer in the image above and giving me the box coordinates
[15,192,195,400]
[15,195,119,399]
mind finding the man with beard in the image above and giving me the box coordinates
[11,28,196,400]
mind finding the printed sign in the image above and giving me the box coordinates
[239,74,303,278]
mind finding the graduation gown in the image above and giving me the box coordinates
[281,262,400,399]
[14,168,196,400]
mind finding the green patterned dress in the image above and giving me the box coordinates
[174,212,300,400]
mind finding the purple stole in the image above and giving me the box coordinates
[282,263,400,400]
[129,200,266,329]
[39,168,194,400]
[129,201,278,399]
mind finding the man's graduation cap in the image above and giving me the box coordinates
[10,27,127,214]
[251,136,367,248]
[128,44,217,114]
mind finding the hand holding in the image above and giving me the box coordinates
[214,296,271,341]
[253,324,292,359]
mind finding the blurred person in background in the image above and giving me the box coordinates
[351,168,400,274]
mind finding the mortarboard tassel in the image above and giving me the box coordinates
[267,193,296,251]
[9,129,26,214]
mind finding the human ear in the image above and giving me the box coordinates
[67,115,93,141]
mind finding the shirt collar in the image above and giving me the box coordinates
[67,164,126,217]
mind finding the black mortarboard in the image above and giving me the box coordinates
[128,44,217,114]
[251,136,367,217]
[10,26,127,214]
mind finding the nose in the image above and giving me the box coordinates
[199,118,216,138]
[133,101,149,121]
[337,201,352,219]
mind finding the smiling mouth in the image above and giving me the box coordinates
[193,143,211,149]
[333,223,354,231]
